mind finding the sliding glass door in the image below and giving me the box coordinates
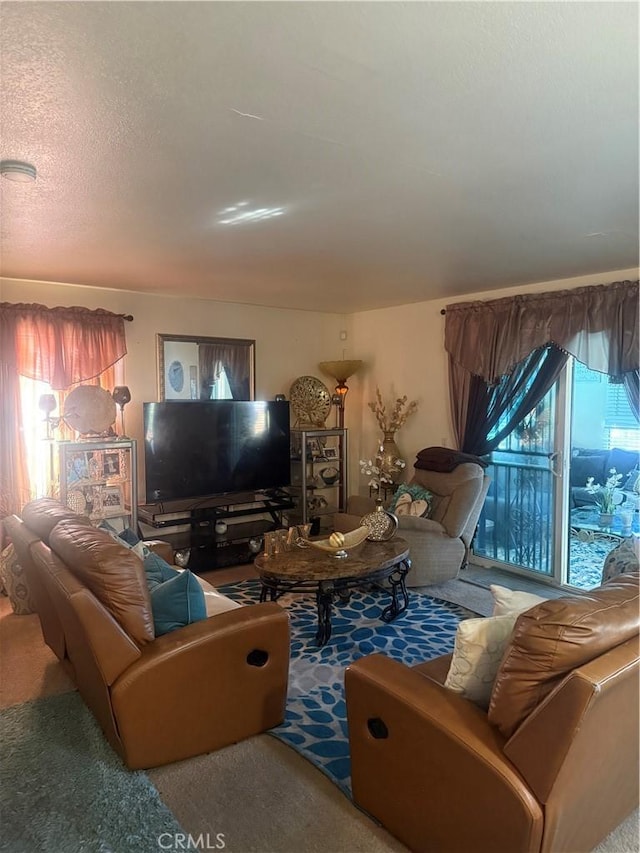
[473,358,639,588]
[474,379,567,583]
[567,362,639,589]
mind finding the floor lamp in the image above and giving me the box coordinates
[318,360,363,429]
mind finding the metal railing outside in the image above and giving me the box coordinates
[475,449,554,576]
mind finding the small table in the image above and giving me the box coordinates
[570,506,639,544]
[254,537,411,646]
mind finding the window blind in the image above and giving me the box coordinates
[605,382,637,429]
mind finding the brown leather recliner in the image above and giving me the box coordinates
[345,573,639,853]
[5,498,290,770]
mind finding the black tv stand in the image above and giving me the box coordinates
[138,492,294,572]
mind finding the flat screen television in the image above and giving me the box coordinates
[143,400,291,503]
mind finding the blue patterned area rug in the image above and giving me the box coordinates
[220,579,469,796]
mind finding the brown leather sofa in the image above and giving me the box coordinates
[5,498,290,770]
[345,573,639,853]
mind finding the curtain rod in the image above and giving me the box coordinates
[121,314,134,321]
[438,279,637,319]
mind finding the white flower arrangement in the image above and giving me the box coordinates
[585,468,623,515]
[360,446,406,492]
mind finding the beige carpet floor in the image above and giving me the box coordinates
[0,596,75,707]
[2,566,638,852]
[150,736,406,853]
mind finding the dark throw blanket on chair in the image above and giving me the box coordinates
[414,446,488,472]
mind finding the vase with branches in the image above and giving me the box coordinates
[368,388,418,434]
[366,388,418,485]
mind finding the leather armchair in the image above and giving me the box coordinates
[345,574,640,853]
[334,462,490,585]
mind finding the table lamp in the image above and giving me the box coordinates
[112,386,132,438]
[38,393,61,439]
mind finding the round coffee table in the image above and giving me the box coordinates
[254,537,411,646]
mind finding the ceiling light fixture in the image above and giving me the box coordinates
[0,160,37,183]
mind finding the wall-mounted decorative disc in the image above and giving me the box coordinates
[289,376,331,427]
[63,386,116,434]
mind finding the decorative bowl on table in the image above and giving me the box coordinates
[319,466,339,486]
[303,525,370,559]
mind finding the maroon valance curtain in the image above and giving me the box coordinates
[445,280,639,384]
[0,302,129,516]
[0,303,128,389]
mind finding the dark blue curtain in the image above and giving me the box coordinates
[462,344,568,456]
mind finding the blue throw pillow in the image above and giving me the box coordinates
[150,569,206,636]
[118,527,141,546]
[98,519,178,591]
[389,483,433,515]
[143,550,179,591]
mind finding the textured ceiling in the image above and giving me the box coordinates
[1,1,638,313]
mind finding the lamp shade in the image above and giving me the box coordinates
[318,360,363,383]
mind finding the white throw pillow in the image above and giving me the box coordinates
[444,614,519,709]
[490,584,547,617]
[176,569,242,617]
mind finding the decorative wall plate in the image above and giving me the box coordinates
[63,386,116,434]
[67,489,87,515]
[289,376,331,427]
[168,360,184,393]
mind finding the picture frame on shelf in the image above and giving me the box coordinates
[102,451,122,479]
[101,484,125,516]
[84,485,104,518]
[322,447,338,461]
[308,438,322,457]
[88,453,103,481]
[66,452,89,484]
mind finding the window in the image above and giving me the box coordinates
[605,381,639,450]
[20,363,122,499]
[208,367,233,400]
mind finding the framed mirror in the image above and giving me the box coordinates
[157,334,255,401]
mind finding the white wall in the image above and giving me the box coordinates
[1,277,354,496]
[349,267,639,494]
[3,266,637,500]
